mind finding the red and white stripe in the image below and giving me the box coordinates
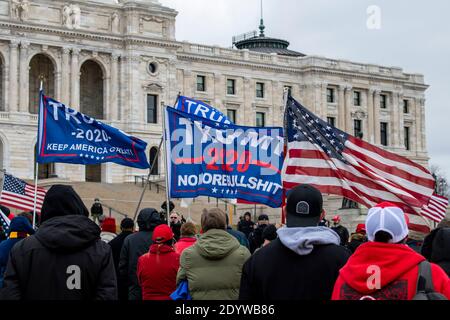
[0,184,46,213]
[283,137,440,225]
[420,193,448,223]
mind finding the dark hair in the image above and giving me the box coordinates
[201,208,226,232]
[262,224,278,241]
[120,218,134,230]
[374,231,393,243]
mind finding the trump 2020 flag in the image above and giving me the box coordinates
[165,107,284,208]
[175,96,233,125]
[37,92,150,169]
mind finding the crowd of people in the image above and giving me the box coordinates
[0,183,449,300]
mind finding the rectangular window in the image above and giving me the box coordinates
[380,122,388,146]
[327,88,335,103]
[404,127,410,150]
[354,119,362,138]
[256,112,265,127]
[227,79,236,95]
[353,91,361,106]
[380,94,387,109]
[403,100,409,114]
[147,94,157,124]
[196,75,206,92]
[256,82,265,98]
[227,109,236,123]
[327,117,336,127]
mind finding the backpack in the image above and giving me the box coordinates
[412,261,448,300]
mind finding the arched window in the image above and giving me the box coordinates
[80,60,104,119]
[29,54,55,114]
[149,146,159,175]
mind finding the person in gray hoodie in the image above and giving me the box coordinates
[239,184,351,300]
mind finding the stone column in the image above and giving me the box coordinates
[213,73,223,111]
[392,92,400,147]
[61,47,71,105]
[128,53,141,123]
[398,93,405,149]
[321,83,328,121]
[420,98,427,152]
[313,82,322,116]
[367,89,375,144]
[70,48,80,109]
[337,85,345,130]
[415,98,423,153]
[119,55,127,122]
[110,52,120,121]
[344,85,353,132]
[373,90,381,144]
[9,40,19,112]
[18,41,29,113]
[243,77,251,125]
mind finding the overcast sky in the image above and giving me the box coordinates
[160,0,450,182]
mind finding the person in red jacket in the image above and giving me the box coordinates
[174,222,197,255]
[137,224,180,300]
[332,202,450,300]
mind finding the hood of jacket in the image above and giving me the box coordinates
[40,185,89,224]
[137,208,161,231]
[35,215,100,252]
[196,229,240,260]
[429,228,450,263]
[8,216,35,235]
[339,241,424,294]
[277,226,341,256]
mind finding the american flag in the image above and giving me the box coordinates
[283,96,447,227]
[0,207,10,230]
[0,174,47,213]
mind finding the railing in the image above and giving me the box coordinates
[0,112,9,120]
[101,203,129,219]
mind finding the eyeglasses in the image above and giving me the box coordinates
[170,217,178,220]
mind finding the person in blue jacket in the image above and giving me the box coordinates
[0,216,35,288]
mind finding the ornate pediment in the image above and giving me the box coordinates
[143,82,164,91]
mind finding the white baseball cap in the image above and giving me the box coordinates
[366,202,409,244]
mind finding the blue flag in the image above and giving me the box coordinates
[165,107,284,208]
[37,92,149,169]
[175,96,233,125]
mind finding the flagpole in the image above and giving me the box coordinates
[32,80,44,229]
[281,87,289,225]
[133,93,181,225]
[163,93,180,226]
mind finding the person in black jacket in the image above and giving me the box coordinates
[237,212,255,239]
[108,217,134,301]
[118,208,162,300]
[91,198,103,225]
[421,227,450,277]
[331,215,350,246]
[248,214,269,253]
[0,185,117,300]
[239,184,351,300]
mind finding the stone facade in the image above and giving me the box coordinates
[0,0,429,189]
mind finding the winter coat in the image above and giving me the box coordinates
[0,217,35,288]
[108,231,133,301]
[248,224,267,253]
[239,226,351,300]
[174,237,196,255]
[137,244,180,300]
[171,222,182,241]
[91,203,103,216]
[118,208,162,300]
[0,215,117,300]
[346,233,367,254]
[331,225,349,246]
[332,241,450,300]
[422,227,450,277]
[227,226,250,249]
[238,220,255,238]
[177,229,250,300]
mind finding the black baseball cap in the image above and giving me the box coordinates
[286,185,323,227]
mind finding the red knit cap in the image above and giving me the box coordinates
[101,217,117,233]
